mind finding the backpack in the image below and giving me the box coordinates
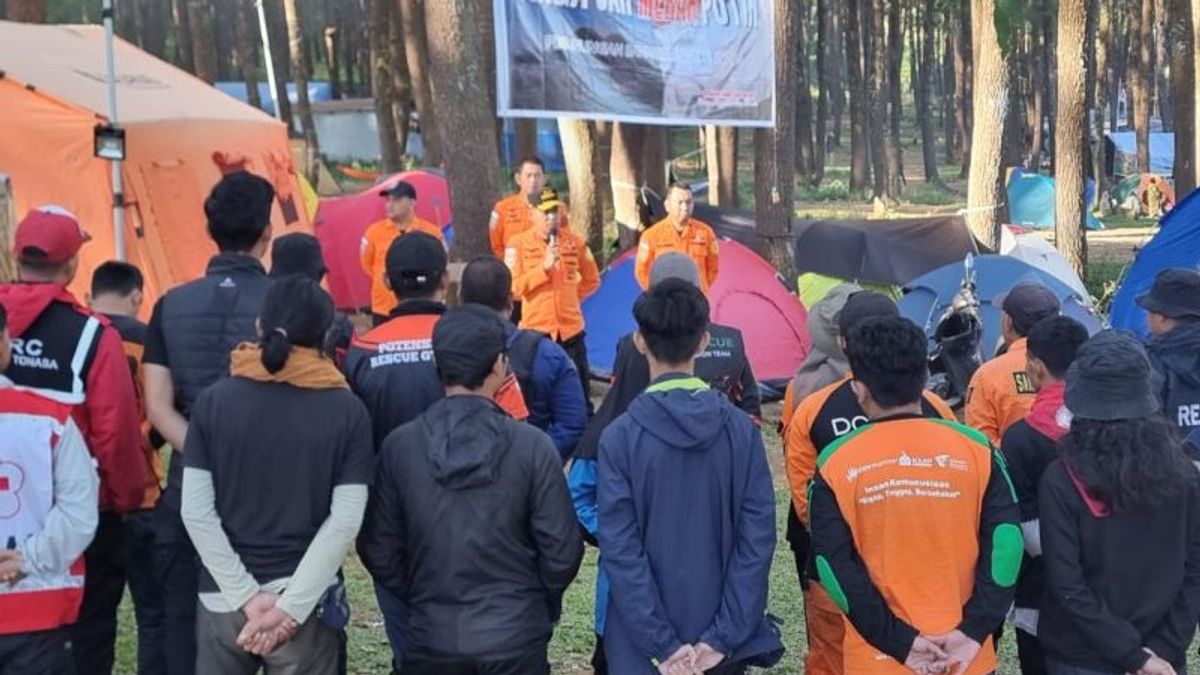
[508,329,548,397]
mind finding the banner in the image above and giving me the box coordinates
[494,0,775,127]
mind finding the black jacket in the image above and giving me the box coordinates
[1002,418,1059,612]
[575,323,760,461]
[342,300,446,447]
[358,395,583,659]
[1038,459,1200,672]
[1147,322,1200,435]
[144,254,271,516]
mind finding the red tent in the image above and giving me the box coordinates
[315,169,452,309]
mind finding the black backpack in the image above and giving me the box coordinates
[508,329,548,397]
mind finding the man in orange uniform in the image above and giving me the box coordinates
[965,283,1061,444]
[360,181,445,325]
[506,187,600,406]
[635,182,719,292]
[810,316,1021,675]
[785,292,955,675]
[489,156,570,259]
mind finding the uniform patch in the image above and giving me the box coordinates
[1012,372,1036,395]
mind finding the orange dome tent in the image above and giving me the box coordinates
[0,21,312,310]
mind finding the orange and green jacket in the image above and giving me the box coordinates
[785,376,954,525]
[359,217,445,316]
[489,193,570,259]
[809,415,1021,675]
[634,218,720,292]
[965,338,1037,446]
[505,228,600,342]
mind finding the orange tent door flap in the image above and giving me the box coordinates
[136,158,215,290]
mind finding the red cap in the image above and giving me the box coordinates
[14,206,91,264]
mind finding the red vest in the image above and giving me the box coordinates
[0,386,86,634]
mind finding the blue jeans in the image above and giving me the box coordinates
[373,583,408,669]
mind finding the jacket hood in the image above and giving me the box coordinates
[1151,323,1200,386]
[0,283,80,336]
[793,284,859,393]
[420,395,512,490]
[627,375,730,451]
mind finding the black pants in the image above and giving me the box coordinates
[70,512,125,675]
[372,313,390,328]
[401,642,549,675]
[156,511,199,675]
[558,332,592,414]
[126,509,167,675]
[1017,628,1049,675]
[0,628,74,675]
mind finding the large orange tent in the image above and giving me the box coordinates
[0,21,311,308]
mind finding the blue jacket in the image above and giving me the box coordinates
[506,324,588,459]
[597,375,780,673]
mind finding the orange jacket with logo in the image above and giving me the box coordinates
[634,218,720,292]
[489,193,570,259]
[359,217,445,316]
[966,338,1036,445]
[106,314,164,510]
[809,416,1020,675]
[505,228,600,341]
[785,376,955,525]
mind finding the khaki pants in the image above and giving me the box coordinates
[195,604,338,675]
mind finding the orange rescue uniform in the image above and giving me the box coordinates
[810,418,1021,675]
[359,217,445,317]
[634,218,720,292]
[505,228,600,341]
[489,193,570,259]
[965,337,1037,445]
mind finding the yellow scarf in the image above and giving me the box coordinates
[229,343,348,390]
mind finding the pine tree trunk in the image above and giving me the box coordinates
[389,8,413,161]
[755,0,798,278]
[830,0,847,148]
[795,7,816,182]
[188,0,219,83]
[966,0,1009,249]
[265,0,293,125]
[558,119,605,256]
[139,0,169,59]
[1029,21,1046,166]
[1171,0,1196,192]
[944,21,959,163]
[6,0,46,22]
[814,0,830,183]
[1132,0,1154,170]
[868,0,892,201]
[706,126,739,207]
[1156,0,1171,129]
[284,0,320,177]
[886,0,905,196]
[234,0,261,111]
[1043,9,1057,170]
[172,0,195,73]
[514,120,538,164]
[370,0,402,172]
[324,28,342,101]
[643,127,668,195]
[919,0,943,185]
[400,0,443,166]
[1109,0,1122,131]
[422,0,502,259]
[847,0,871,192]
[610,122,648,252]
[1093,0,1109,201]
[1057,0,1089,277]
[956,0,973,178]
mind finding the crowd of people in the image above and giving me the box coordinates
[1,157,1200,675]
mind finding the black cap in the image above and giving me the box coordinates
[433,304,508,385]
[1136,268,1200,319]
[837,291,899,336]
[996,283,1061,334]
[386,231,447,294]
[1066,330,1160,421]
[379,181,418,200]
[270,233,327,281]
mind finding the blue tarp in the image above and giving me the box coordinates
[1008,169,1103,230]
[581,251,639,377]
[899,255,1102,360]
[499,118,566,172]
[1107,132,1175,175]
[1110,188,1200,338]
[214,82,334,116]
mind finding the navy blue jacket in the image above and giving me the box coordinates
[505,324,587,459]
[597,374,780,672]
[1147,322,1200,435]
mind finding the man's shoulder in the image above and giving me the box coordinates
[799,377,852,418]
[691,218,717,235]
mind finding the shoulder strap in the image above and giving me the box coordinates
[509,329,548,395]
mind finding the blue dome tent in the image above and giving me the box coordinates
[1110,188,1200,338]
[1008,169,1104,231]
[899,255,1103,360]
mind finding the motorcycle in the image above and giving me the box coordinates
[927,254,984,410]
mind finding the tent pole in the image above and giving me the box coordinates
[256,0,283,121]
[102,0,125,261]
